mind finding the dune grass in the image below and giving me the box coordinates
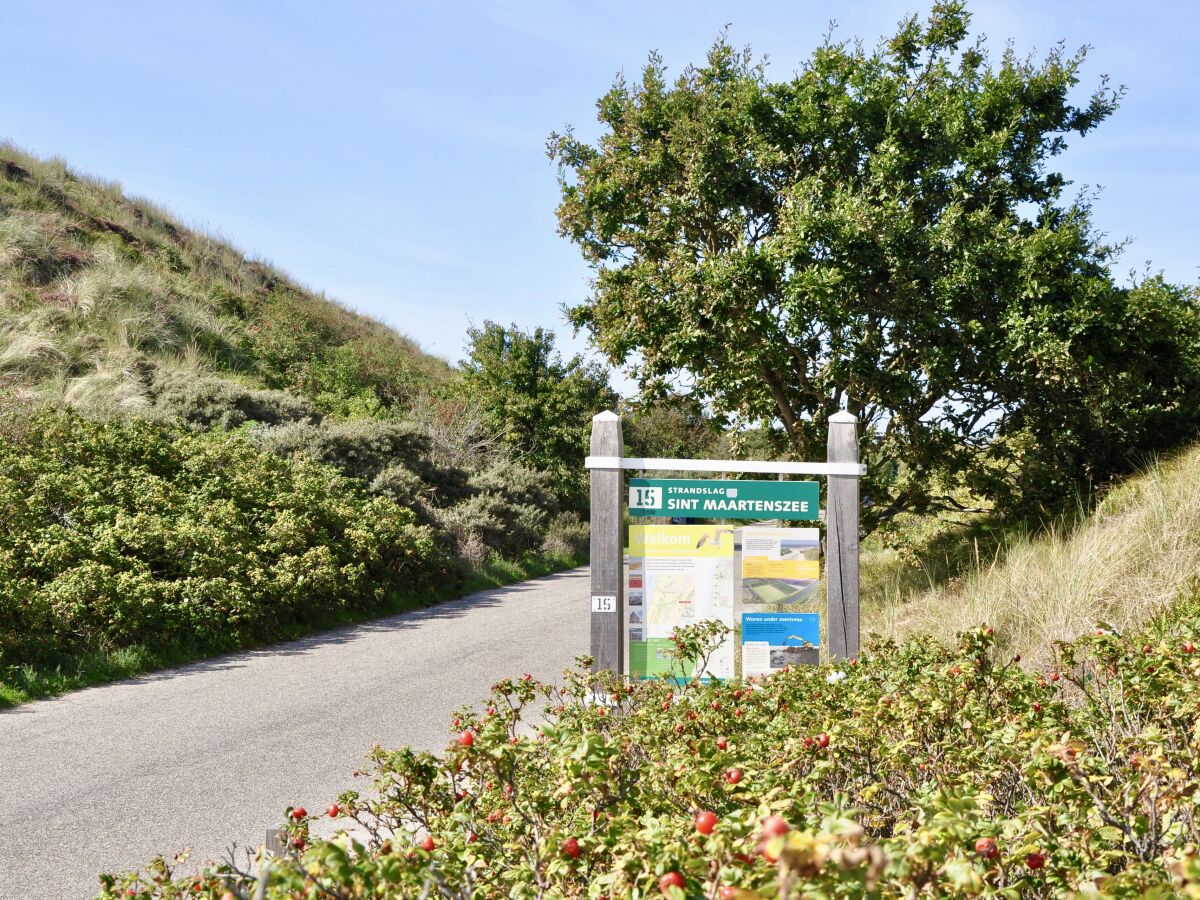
[0,140,449,416]
[864,444,1200,669]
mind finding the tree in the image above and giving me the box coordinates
[549,3,1200,530]
[458,322,618,508]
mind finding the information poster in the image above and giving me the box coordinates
[628,525,736,680]
[741,527,820,604]
[741,612,820,675]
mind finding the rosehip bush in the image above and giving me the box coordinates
[99,607,1200,898]
[0,408,453,674]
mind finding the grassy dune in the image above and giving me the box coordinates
[0,140,448,416]
[865,445,1200,668]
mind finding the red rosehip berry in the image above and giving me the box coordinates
[694,810,718,835]
[420,835,435,852]
[290,806,306,820]
[974,836,998,859]
[816,733,830,749]
[716,736,728,750]
[659,871,685,893]
[761,814,790,838]
[562,836,581,858]
[458,730,475,748]
[724,768,743,785]
[326,803,340,817]
[1026,851,1046,869]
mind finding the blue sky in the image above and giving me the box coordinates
[3,1,1197,374]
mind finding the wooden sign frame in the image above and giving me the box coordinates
[584,410,864,673]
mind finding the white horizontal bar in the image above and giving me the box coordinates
[584,456,866,476]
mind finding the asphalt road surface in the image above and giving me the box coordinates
[0,567,590,900]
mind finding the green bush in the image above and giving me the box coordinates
[148,370,320,430]
[102,606,1200,898]
[0,408,454,671]
[256,418,429,480]
[254,418,475,511]
[434,461,562,560]
[540,510,590,560]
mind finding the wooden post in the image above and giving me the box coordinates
[589,411,624,673]
[265,828,283,855]
[826,411,860,660]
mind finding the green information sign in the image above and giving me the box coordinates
[628,478,819,520]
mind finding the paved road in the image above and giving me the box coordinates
[0,568,590,900]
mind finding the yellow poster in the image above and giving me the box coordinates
[628,524,735,558]
[628,525,735,679]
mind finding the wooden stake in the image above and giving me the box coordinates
[826,411,860,660]
[589,411,624,673]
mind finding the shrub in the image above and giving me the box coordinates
[255,418,430,480]
[102,605,1200,898]
[254,417,476,509]
[540,511,590,560]
[368,463,439,523]
[0,408,455,671]
[434,461,561,559]
[148,370,321,430]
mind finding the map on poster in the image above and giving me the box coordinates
[741,612,820,676]
[628,525,735,680]
[741,527,820,604]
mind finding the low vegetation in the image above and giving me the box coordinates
[0,407,587,706]
[100,605,1200,897]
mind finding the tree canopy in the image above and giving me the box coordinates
[458,321,617,509]
[550,3,1200,530]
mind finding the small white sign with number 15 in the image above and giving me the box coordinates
[591,595,616,613]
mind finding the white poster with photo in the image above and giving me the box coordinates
[741,527,820,605]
